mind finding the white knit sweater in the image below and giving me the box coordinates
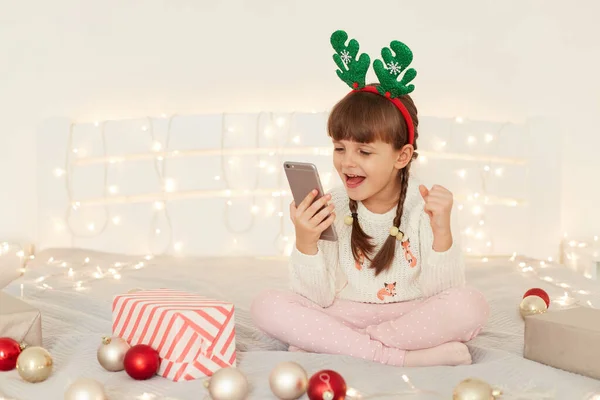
[289,176,466,307]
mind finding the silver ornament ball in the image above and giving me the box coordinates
[269,361,308,400]
[208,367,249,400]
[64,377,108,400]
[97,336,130,372]
[16,346,53,383]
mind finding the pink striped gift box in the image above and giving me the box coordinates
[112,289,236,382]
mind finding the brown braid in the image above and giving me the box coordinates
[349,199,375,263]
[369,166,411,275]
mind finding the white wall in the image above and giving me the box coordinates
[1,0,599,248]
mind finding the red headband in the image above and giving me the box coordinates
[355,86,415,145]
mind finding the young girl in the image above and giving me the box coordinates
[251,31,489,367]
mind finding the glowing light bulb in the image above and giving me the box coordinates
[109,185,118,194]
[472,206,482,215]
[141,125,148,131]
[174,242,183,252]
[155,228,161,234]
[267,166,276,174]
[226,200,233,206]
[276,117,286,127]
[54,168,65,177]
[483,165,490,172]
[292,136,301,144]
[88,223,95,231]
[266,202,275,216]
[112,216,121,225]
[484,133,494,143]
[457,170,467,179]
[455,116,464,123]
[152,141,162,152]
[164,178,176,192]
[418,155,427,164]
[214,175,221,181]
[154,201,164,210]
[251,205,260,214]
[259,160,267,168]
[495,168,503,176]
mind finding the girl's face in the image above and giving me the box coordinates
[332,139,413,207]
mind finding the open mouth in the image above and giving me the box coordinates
[345,174,366,189]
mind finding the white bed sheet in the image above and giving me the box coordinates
[1,248,599,399]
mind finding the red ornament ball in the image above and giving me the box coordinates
[307,369,347,400]
[123,344,160,380]
[0,337,22,371]
[523,288,550,308]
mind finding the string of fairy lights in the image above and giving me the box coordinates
[50,112,528,259]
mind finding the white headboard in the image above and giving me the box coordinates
[36,113,561,260]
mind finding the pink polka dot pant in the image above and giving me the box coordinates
[250,287,489,367]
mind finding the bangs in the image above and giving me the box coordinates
[327,90,406,147]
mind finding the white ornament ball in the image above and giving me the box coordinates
[64,377,108,400]
[16,346,53,383]
[207,367,249,400]
[453,377,500,400]
[269,361,308,399]
[97,336,130,372]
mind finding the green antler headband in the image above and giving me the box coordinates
[330,30,417,145]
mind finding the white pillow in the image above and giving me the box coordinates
[0,250,23,289]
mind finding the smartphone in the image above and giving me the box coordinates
[284,161,338,242]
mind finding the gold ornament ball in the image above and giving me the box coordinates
[269,361,308,400]
[207,367,249,400]
[16,346,53,383]
[64,377,108,400]
[519,295,548,318]
[97,336,131,372]
[344,215,354,226]
[453,378,498,400]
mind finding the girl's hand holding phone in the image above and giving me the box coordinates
[289,189,336,255]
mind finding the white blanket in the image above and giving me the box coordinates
[1,248,599,399]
